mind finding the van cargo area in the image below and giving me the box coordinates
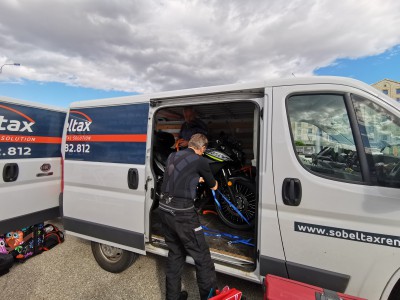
[149,100,261,271]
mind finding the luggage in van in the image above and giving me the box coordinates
[1,223,45,262]
[264,275,366,300]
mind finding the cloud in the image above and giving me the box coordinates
[0,0,399,93]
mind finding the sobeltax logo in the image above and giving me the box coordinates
[0,104,35,132]
[68,111,92,132]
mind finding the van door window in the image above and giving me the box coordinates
[287,94,363,183]
[351,95,400,188]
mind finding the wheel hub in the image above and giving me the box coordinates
[100,244,123,262]
[235,194,246,210]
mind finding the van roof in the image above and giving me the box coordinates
[0,95,66,112]
[69,76,395,109]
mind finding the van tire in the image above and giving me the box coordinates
[389,279,400,300]
[91,242,138,273]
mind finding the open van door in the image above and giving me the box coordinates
[0,97,65,233]
[62,99,149,272]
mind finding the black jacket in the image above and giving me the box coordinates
[161,148,216,200]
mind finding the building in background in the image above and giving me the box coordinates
[372,79,400,102]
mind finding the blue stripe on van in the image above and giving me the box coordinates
[0,101,65,159]
[65,103,149,164]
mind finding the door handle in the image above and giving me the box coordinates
[282,178,302,206]
[127,168,139,189]
[3,163,19,182]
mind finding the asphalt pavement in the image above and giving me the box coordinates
[0,219,264,299]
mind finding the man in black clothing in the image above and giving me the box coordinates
[159,133,218,300]
[176,106,208,149]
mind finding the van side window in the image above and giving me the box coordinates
[287,94,363,183]
[351,95,400,188]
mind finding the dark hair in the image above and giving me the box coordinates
[188,133,208,150]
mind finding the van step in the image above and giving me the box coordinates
[151,235,254,267]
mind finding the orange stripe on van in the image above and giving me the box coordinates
[66,134,147,142]
[0,134,61,144]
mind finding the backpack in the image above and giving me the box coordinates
[2,223,45,262]
[42,224,65,251]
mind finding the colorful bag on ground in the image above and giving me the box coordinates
[1,223,44,262]
[43,223,65,251]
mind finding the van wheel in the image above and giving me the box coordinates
[389,279,400,300]
[91,241,138,273]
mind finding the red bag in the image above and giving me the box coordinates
[264,275,366,300]
[42,224,64,251]
[209,286,243,300]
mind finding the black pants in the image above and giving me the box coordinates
[159,209,217,300]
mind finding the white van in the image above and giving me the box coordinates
[0,96,66,232]
[2,77,399,299]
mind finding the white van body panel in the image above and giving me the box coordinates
[0,96,65,232]
[63,160,146,231]
[0,158,62,218]
[258,88,288,274]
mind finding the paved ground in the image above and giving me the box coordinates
[0,219,264,299]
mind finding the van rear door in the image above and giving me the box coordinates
[62,100,149,254]
[0,97,65,232]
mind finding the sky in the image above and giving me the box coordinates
[0,0,399,108]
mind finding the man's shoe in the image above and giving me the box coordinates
[179,291,188,300]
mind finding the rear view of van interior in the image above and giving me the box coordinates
[149,98,261,271]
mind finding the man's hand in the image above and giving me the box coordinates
[211,181,218,190]
[199,177,204,183]
[174,138,189,151]
[178,139,189,147]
